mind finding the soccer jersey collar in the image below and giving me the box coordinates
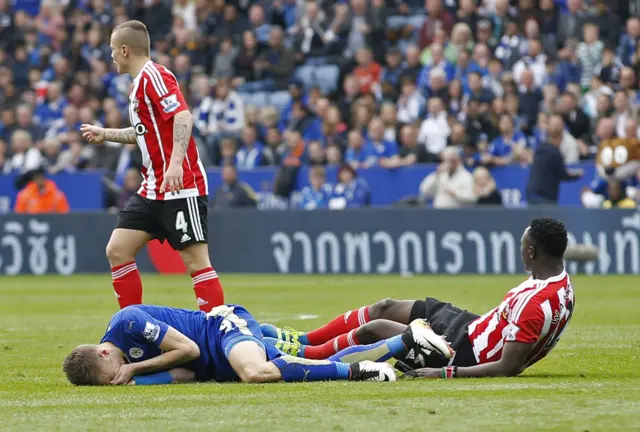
[133,60,153,85]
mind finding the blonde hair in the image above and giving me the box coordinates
[112,20,150,56]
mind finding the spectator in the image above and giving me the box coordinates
[379,102,398,143]
[613,91,634,138]
[602,180,637,208]
[46,105,80,146]
[378,47,404,99]
[396,77,426,125]
[112,168,142,212]
[34,81,67,128]
[418,97,450,157]
[419,0,455,50]
[465,71,495,109]
[328,163,371,209]
[218,137,238,167]
[208,78,245,137]
[233,31,264,86]
[418,43,455,92]
[557,0,588,47]
[473,166,503,205]
[296,165,332,210]
[386,124,433,168]
[513,40,547,88]
[281,130,307,167]
[236,126,270,169]
[398,44,423,85]
[345,129,374,169]
[577,22,604,90]
[248,4,272,45]
[326,144,343,166]
[14,166,70,214]
[307,140,326,165]
[367,117,398,167]
[292,0,326,60]
[487,114,528,166]
[618,17,640,66]
[173,0,197,32]
[211,37,238,81]
[212,163,258,209]
[54,134,91,173]
[353,47,381,95]
[526,115,583,205]
[256,27,296,91]
[464,97,494,148]
[6,129,42,174]
[594,48,624,87]
[518,69,543,134]
[559,91,591,143]
[419,147,475,208]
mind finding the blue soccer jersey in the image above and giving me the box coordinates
[100,305,281,383]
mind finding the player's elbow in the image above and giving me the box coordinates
[499,361,523,377]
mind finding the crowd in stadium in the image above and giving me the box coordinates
[1,0,640,211]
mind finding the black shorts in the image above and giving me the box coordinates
[409,298,480,367]
[116,194,208,251]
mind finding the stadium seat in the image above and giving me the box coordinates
[268,91,291,112]
[295,65,315,90]
[316,65,339,94]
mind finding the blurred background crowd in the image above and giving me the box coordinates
[1,0,640,212]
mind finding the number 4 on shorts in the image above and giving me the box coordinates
[175,211,188,233]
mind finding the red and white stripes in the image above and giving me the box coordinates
[112,261,138,280]
[357,306,369,326]
[192,269,218,286]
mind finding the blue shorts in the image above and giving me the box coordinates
[205,305,282,382]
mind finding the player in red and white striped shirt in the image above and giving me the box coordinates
[80,21,223,312]
[262,217,575,378]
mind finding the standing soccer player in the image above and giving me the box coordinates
[80,21,223,311]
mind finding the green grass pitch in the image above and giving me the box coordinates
[1,274,639,431]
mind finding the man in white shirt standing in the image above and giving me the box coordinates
[419,147,475,208]
[418,97,451,158]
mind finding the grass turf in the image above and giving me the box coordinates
[0,274,639,431]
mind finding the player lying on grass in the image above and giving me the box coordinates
[262,217,575,379]
[63,302,450,386]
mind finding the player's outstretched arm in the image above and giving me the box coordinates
[111,327,200,385]
[80,124,137,144]
[130,368,196,385]
[405,342,535,379]
[104,127,137,144]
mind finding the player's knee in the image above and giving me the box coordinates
[179,244,211,275]
[105,241,133,266]
[356,321,386,344]
[369,298,399,320]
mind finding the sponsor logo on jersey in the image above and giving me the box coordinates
[181,233,191,243]
[142,321,160,342]
[505,323,520,341]
[134,123,148,136]
[161,94,180,113]
[129,347,144,359]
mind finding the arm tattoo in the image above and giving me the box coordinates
[105,127,137,144]
[171,112,193,164]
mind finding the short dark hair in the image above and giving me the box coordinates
[63,345,100,386]
[528,217,568,259]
